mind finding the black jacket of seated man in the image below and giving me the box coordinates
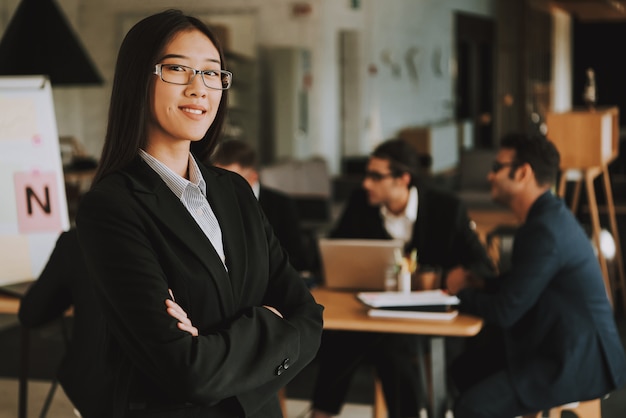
[331,184,493,277]
[18,229,113,418]
[210,139,318,276]
[311,138,495,418]
[258,185,316,273]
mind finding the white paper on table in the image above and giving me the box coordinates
[367,308,459,321]
[357,290,460,308]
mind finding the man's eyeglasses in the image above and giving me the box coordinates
[491,161,515,173]
[154,63,233,90]
[364,171,394,181]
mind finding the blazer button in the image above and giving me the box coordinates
[275,364,285,376]
[282,358,291,370]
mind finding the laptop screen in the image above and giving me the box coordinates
[318,239,404,291]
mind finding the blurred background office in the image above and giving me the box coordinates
[2,0,625,220]
[2,0,626,416]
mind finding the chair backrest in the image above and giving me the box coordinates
[457,149,497,192]
[260,157,331,197]
[260,157,332,224]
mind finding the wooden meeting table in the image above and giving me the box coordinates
[2,288,483,418]
[310,287,483,418]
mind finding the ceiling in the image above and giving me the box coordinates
[551,0,626,21]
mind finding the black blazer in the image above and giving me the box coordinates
[331,185,494,277]
[258,185,311,272]
[458,192,626,410]
[76,157,324,418]
[18,229,112,418]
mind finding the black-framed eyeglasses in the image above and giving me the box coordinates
[364,170,394,181]
[491,161,515,173]
[154,63,232,90]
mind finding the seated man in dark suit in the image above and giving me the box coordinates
[311,138,495,418]
[18,229,112,418]
[211,139,316,274]
[18,229,202,418]
[446,133,626,417]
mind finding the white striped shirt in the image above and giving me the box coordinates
[139,149,227,269]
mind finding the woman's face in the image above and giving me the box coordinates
[147,29,223,150]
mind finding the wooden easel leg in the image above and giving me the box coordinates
[373,376,387,418]
[558,171,568,198]
[571,179,582,213]
[557,170,582,212]
[586,170,613,306]
[601,165,626,311]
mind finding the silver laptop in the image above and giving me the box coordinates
[318,238,404,291]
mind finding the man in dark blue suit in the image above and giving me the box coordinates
[19,229,113,417]
[447,133,626,418]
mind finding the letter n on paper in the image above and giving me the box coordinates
[14,171,62,233]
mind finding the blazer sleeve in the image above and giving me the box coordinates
[231,179,325,414]
[77,174,323,413]
[18,230,74,327]
[457,221,560,327]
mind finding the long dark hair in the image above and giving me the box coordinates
[93,9,228,185]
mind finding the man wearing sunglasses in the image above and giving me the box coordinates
[311,138,494,418]
[446,133,626,417]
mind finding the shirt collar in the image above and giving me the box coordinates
[138,149,206,198]
[380,186,418,221]
[251,181,260,200]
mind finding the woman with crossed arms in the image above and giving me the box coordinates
[76,9,323,418]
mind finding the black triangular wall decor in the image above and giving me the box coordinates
[0,0,103,85]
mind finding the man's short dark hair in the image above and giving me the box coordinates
[371,138,420,187]
[210,140,257,169]
[500,133,561,186]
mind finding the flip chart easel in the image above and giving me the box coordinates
[0,75,69,286]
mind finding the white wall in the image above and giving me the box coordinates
[0,0,495,174]
[551,8,572,113]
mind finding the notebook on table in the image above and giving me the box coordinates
[357,290,460,321]
[357,290,459,310]
[318,238,404,291]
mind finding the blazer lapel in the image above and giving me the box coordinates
[199,163,249,300]
[124,159,235,307]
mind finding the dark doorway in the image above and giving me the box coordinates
[455,12,495,148]
[573,20,626,127]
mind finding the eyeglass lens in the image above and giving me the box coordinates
[158,64,231,89]
[492,161,513,173]
[364,171,393,181]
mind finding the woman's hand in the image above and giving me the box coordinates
[445,266,469,296]
[445,266,485,295]
[166,289,198,337]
